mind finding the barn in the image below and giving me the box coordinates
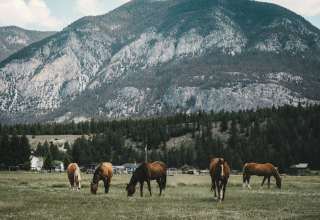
[30,156,44,171]
[289,163,309,176]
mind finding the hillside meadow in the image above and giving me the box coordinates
[0,172,319,219]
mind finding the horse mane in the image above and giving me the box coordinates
[92,166,101,184]
[128,164,145,186]
[242,163,248,174]
[271,166,282,188]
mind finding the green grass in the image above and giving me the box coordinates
[0,172,319,220]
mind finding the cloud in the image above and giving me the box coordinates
[257,0,320,17]
[0,0,63,31]
[75,0,130,16]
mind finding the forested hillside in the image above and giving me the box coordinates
[0,104,319,171]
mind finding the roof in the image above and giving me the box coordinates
[290,163,309,169]
[122,163,138,168]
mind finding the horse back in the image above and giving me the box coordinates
[67,163,79,175]
[244,162,275,176]
[148,161,167,179]
[99,162,113,179]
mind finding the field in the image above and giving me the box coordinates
[0,172,320,220]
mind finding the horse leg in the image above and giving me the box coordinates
[156,178,162,196]
[268,176,271,189]
[216,181,221,202]
[140,181,144,197]
[103,177,109,193]
[222,181,227,201]
[261,176,267,187]
[147,180,152,196]
[213,181,217,198]
[242,173,247,188]
[247,176,251,189]
[219,182,224,201]
[68,174,74,190]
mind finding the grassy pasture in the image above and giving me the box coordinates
[0,172,319,220]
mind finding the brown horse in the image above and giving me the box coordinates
[209,158,230,202]
[67,163,81,190]
[243,162,281,189]
[126,161,167,197]
[90,162,113,194]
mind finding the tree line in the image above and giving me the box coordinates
[0,104,319,171]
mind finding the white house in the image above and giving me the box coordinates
[30,156,44,171]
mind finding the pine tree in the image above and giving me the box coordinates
[19,135,31,169]
[43,151,53,170]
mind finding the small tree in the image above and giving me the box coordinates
[43,151,53,170]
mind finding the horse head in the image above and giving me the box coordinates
[276,176,282,189]
[90,182,98,194]
[126,183,135,196]
[217,158,225,177]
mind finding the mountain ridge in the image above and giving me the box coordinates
[0,0,320,123]
[0,26,55,62]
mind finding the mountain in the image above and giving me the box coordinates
[0,26,55,62]
[1,0,320,123]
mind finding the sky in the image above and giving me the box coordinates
[0,0,320,31]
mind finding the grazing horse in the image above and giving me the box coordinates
[67,163,81,190]
[209,158,230,202]
[243,162,281,189]
[126,161,167,197]
[90,162,113,194]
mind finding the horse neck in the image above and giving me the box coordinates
[129,173,138,186]
[214,164,222,179]
[272,167,281,184]
[92,169,100,184]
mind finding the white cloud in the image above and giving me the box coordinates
[0,0,63,31]
[75,0,130,16]
[257,0,320,17]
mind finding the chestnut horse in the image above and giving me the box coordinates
[67,163,81,190]
[126,161,167,197]
[90,162,113,194]
[243,163,281,189]
[209,158,230,201]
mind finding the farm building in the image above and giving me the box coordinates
[122,163,138,173]
[289,163,309,175]
[49,161,64,172]
[167,168,178,176]
[113,165,126,175]
[30,156,44,171]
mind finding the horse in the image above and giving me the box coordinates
[90,162,113,194]
[126,161,167,197]
[209,158,230,202]
[67,163,81,190]
[242,162,281,189]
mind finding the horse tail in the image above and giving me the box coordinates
[272,166,282,189]
[242,163,248,183]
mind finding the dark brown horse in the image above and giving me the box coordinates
[209,158,230,202]
[126,161,167,197]
[243,162,281,189]
[90,162,113,194]
[67,163,81,190]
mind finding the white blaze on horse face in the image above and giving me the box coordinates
[220,188,223,200]
[221,164,224,177]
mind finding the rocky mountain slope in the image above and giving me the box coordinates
[1,0,320,123]
[0,26,55,62]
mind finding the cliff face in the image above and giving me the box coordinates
[1,0,320,123]
[0,26,55,62]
